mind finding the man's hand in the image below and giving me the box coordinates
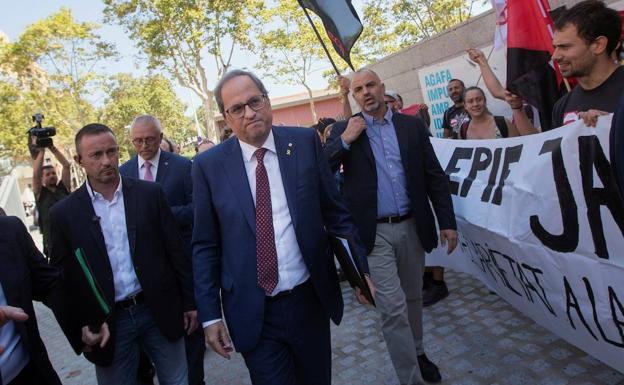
[204,321,233,359]
[355,275,376,306]
[341,117,367,145]
[440,229,458,255]
[338,75,351,95]
[467,48,487,66]
[504,90,524,110]
[0,306,28,327]
[578,110,609,127]
[81,323,110,352]
[183,310,199,335]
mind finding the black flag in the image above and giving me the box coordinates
[298,0,362,70]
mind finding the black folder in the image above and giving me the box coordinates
[328,234,375,307]
[73,247,111,329]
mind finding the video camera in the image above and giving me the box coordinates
[28,113,56,149]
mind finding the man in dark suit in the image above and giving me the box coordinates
[120,115,204,385]
[192,69,374,385]
[49,123,197,385]
[0,216,63,385]
[325,69,458,385]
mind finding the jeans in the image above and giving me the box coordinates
[95,303,188,385]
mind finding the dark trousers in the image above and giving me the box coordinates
[8,361,36,385]
[241,281,332,385]
[138,328,206,385]
[185,327,206,385]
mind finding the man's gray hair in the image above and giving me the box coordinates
[214,69,269,114]
[131,115,162,133]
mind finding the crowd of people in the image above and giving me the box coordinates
[0,1,623,385]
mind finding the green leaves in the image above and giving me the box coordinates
[100,73,192,159]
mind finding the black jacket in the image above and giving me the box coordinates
[0,216,63,385]
[325,112,457,254]
[49,177,195,367]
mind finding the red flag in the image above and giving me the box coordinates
[506,0,563,131]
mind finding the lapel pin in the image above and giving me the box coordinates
[165,162,169,166]
[287,142,293,156]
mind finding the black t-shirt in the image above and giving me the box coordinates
[37,181,69,249]
[442,105,470,138]
[552,66,624,128]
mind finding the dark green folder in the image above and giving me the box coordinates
[74,247,111,316]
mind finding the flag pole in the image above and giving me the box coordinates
[299,4,344,75]
[475,45,496,86]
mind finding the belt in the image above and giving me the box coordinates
[377,212,412,224]
[267,280,311,301]
[116,292,145,309]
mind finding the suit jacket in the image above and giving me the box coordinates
[48,177,195,367]
[119,151,193,254]
[0,216,62,385]
[192,126,368,353]
[325,112,457,254]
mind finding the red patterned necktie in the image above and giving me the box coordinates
[254,148,278,295]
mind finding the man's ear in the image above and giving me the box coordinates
[591,35,609,56]
[74,154,81,165]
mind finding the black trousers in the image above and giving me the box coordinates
[8,361,36,385]
[137,328,206,385]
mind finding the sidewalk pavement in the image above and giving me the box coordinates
[34,266,624,385]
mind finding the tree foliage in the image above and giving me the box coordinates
[255,0,329,122]
[2,8,116,129]
[103,0,263,142]
[100,73,193,159]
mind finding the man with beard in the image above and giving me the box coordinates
[442,79,470,139]
[508,0,623,130]
[325,68,457,385]
[33,145,71,256]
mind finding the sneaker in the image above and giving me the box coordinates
[423,280,449,307]
[417,354,442,383]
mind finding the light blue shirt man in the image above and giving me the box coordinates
[342,108,411,218]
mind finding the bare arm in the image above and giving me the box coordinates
[32,148,44,199]
[50,146,71,190]
[468,48,506,100]
[504,91,540,136]
[338,76,353,117]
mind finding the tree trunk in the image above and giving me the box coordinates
[201,93,219,142]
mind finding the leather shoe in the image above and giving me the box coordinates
[423,280,448,307]
[418,354,441,383]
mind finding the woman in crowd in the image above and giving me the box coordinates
[460,86,519,139]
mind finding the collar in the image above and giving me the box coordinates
[86,176,123,202]
[362,107,393,127]
[239,129,277,162]
[138,149,161,169]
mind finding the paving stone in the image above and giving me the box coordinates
[32,251,624,385]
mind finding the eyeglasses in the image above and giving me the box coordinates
[225,95,267,118]
[132,137,159,147]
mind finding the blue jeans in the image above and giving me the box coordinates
[95,303,188,385]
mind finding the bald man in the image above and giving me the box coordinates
[325,69,457,385]
[120,116,204,385]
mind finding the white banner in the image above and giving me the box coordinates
[427,117,624,373]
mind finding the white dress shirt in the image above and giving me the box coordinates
[203,130,309,328]
[86,178,142,302]
[0,283,29,384]
[138,149,161,181]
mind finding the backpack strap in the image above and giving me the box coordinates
[493,116,508,138]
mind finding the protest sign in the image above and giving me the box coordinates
[427,117,624,372]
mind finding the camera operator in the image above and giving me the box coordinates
[32,143,70,256]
